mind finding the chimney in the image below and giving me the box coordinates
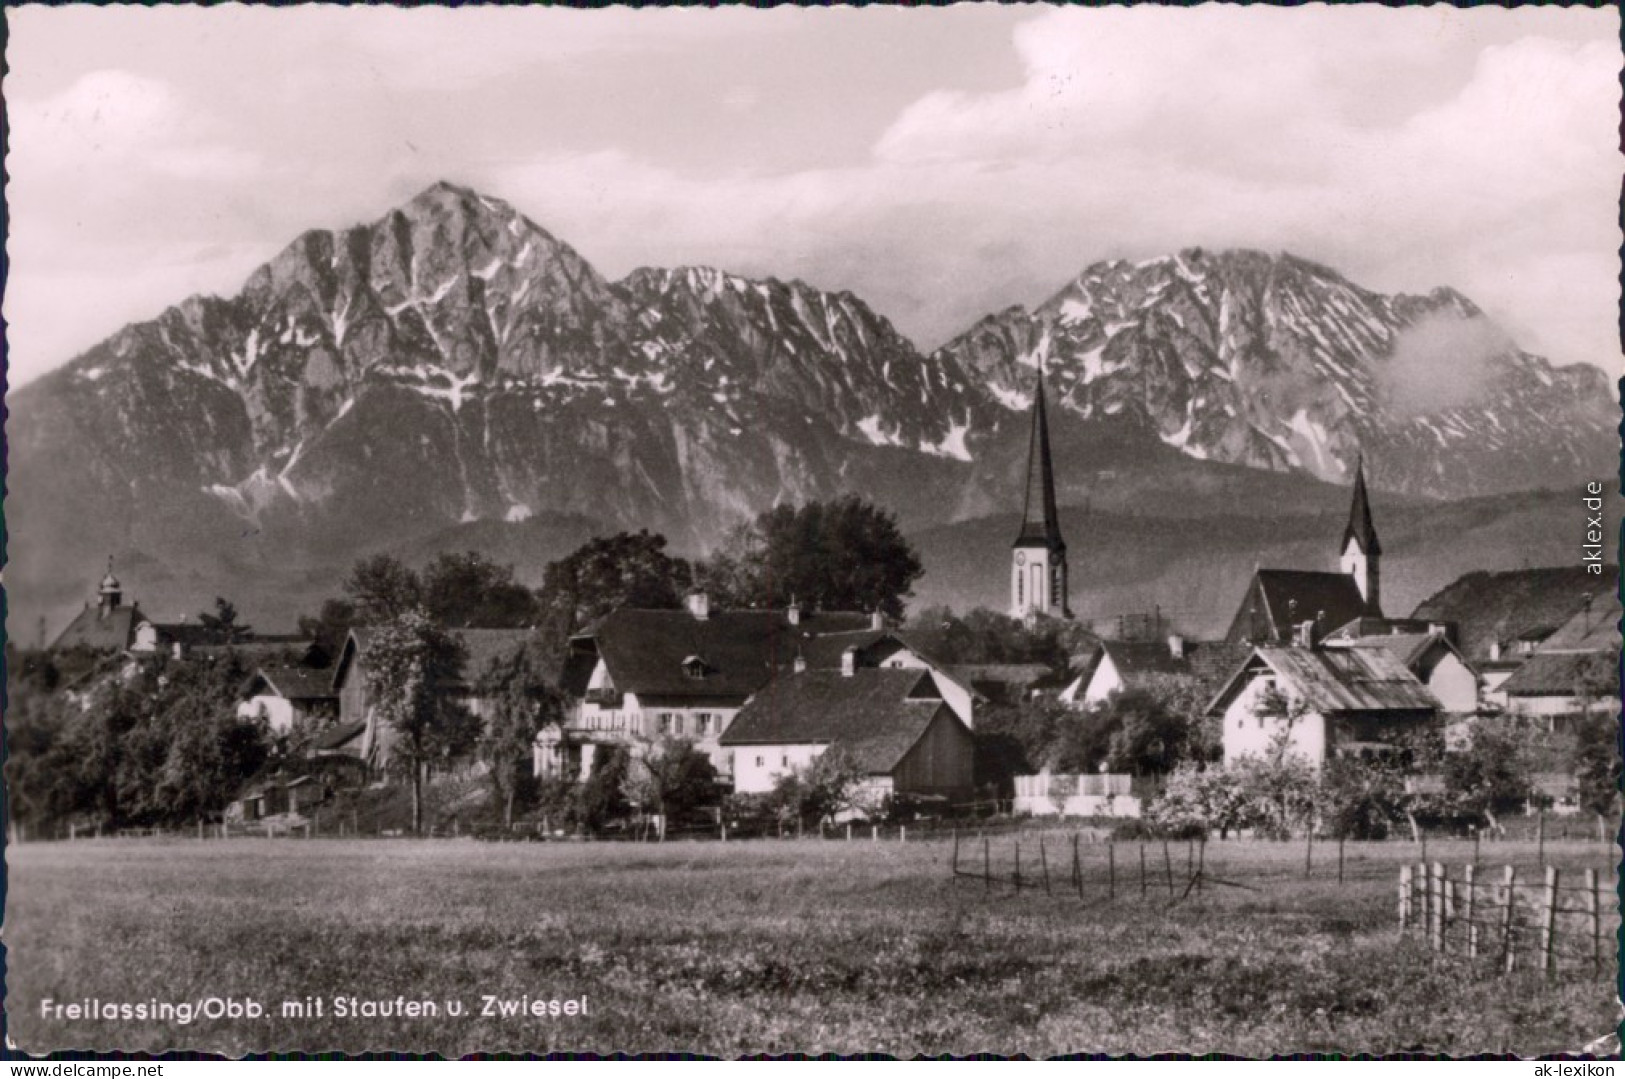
[870,609,886,632]
[1427,623,1446,638]
[685,589,710,621]
[1167,634,1185,660]
[1489,640,1503,662]
[841,646,858,678]
[786,598,802,626]
[1292,620,1320,649]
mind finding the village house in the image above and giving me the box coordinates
[1499,598,1620,726]
[547,592,875,780]
[1059,635,1251,708]
[719,664,975,804]
[1207,633,1441,768]
[237,665,339,735]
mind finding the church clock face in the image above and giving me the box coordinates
[1014,551,1026,565]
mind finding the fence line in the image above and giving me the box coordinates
[1397,862,1615,978]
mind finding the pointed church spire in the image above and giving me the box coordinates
[1015,361,1064,550]
[1342,455,1381,556]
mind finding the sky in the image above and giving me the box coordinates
[5,4,1621,388]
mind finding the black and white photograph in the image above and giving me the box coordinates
[3,2,1621,1060]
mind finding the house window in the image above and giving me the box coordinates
[658,713,677,735]
[781,754,788,767]
[695,713,713,736]
[755,756,765,767]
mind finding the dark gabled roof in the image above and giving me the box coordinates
[50,605,143,652]
[312,720,367,751]
[1231,570,1371,643]
[1014,366,1064,551]
[250,665,339,701]
[720,668,954,774]
[1341,457,1382,556]
[1086,640,1252,698]
[1500,651,1619,698]
[584,607,872,702]
[1410,565,1620,661]
[1210,646,1440,715]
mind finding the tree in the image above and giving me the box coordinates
[1317,755,1407,840]
[1443,715,1535,831]
[421,552,542,629]
[905,605,1096,670]
[363,608,476,834]
[538,531,693,632]
[577,745,633,831]
[1571,709,1621,821]
[198,597,252,644]
[297,597,358,661]
[708,496,923,618]
[769,745,871,827]
[344,555,424,623]
[1149,766,1251,838]
[621,738,721,836]
[475,642,565,828]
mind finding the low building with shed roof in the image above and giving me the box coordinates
[1060,636,1252,708]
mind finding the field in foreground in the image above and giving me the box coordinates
[6,833,1619,1057]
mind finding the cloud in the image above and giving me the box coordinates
[1376,313,1517,418]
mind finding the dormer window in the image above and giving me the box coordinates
[682,655,708,680]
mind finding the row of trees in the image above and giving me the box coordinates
[7,650,274,830]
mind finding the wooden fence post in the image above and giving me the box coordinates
[1337,837,1345,884]
[1075,835,1085,900]
[1500,865,1517,975]
[1305,828,1313,879]
[1429,862,1444,953]
[1464,863,1477,958]
[1399,865,1412,932]
[846,822,852,842]
[984,834,991,895]
[1039,834,1052,896]
[1162,839,1174,898]
[1540,865,1559,978]
[1107,839,1115,901]
[1472,825,1481,866]
[1537,810,1546,867]
[1587,868,1601,973]
[1197,837,1206,896]
[1014,841,1023,892]
[871,824,879,843]
[1139,843,1147,897]
[952,828,960,875]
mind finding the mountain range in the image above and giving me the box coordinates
[8,182,1616,638]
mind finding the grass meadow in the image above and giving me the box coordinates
[5,831,1619,1057]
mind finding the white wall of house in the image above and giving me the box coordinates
[732,743,828,793]
[1078,655,1122,706]
[237,695,296,734]
[1219,672,1328,766]
[1507,694,1619,719]
[1424,653,1479,714]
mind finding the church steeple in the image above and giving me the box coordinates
[1015,363,1065,549]
[1339,456,1382,614]
[1010,364,1070,620]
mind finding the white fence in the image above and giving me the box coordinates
[1013,773,1141,818]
